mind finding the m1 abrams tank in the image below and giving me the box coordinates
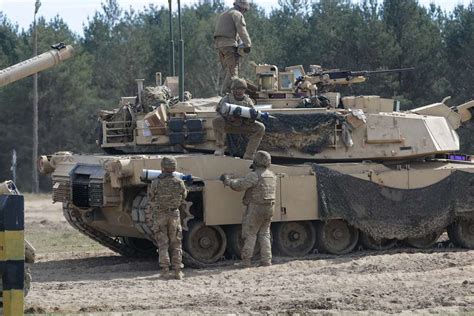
[38,63,474,266]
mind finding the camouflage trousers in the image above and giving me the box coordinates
[218,46,240,95]
[241,202,274,263]
[212,115,265,159]
[153,210,183,270]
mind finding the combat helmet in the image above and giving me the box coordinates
[161,156,177,172]
[253,151,271,168]
[231,77,247,90]
[234,0,250,10]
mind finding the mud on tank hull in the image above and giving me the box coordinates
[39,152,474,266]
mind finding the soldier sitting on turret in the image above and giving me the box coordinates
[212,77,265,160]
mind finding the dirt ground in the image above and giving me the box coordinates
[23,195,474,315]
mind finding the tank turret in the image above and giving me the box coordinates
[0,43,74,87]
[97,63,473,163]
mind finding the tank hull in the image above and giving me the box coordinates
[40,152,474,264]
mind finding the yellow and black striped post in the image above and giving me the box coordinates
[0,194,25,315]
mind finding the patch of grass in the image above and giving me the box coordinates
[26,228,107,254]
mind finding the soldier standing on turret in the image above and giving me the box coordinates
[214,0,252,95]
[213,78,265,160]
[148,156,187,280]
[220,151,276,267]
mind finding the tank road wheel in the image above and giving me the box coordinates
[448,219,474,249]
[121,237,157,258]
[405,231,441,249]
[273,221,316,257]
[316,220,359,255]
[184,220,227,264]
[360,232,397,251]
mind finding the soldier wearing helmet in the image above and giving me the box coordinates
[213,77,265,160]
[220,151,276,267]
[214,0,252,95]
[147,156,188,280]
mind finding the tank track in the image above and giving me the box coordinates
[65,203,471,269]
[62,203,149,258]
[131,188,206,269]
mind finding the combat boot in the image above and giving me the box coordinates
[260,261,272,267]
[174,269,184,280]
[159,267,170,279]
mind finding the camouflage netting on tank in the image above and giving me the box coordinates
[312,164,474,240]
[227,112,342,156]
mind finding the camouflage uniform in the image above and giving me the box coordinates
[147,157,187,279]
[213,78,265,160]
[214,0,251,95]
[221,151,276,266]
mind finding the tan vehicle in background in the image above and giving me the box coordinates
[0,44,74,296]
[39,63,474,266]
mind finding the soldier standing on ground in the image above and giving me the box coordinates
[214,0,252,95]
[147,156,187,280]
[220,151,276,267]
[213,78,265,160]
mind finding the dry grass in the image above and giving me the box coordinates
[25,228,107,254]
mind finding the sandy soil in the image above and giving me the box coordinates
[23,195,474,315]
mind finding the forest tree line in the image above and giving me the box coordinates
[0,0,473,191]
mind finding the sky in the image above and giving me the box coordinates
[0,0,472,35]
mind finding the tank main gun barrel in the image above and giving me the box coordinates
[0,43,74,87]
